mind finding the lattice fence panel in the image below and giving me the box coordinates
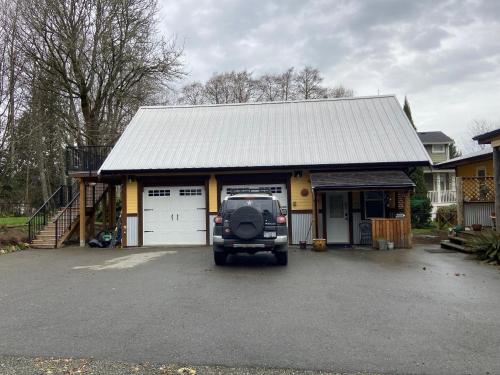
[462,177,495,202]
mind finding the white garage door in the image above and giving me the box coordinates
[143,186,206,246]
[221,184,288,209]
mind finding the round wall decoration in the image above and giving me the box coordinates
[300,188,309,197]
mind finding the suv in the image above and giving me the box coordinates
[213,191,288,266]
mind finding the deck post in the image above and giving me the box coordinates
[79,179,86,247]
[456,177,464,226]
[494,147,500,231]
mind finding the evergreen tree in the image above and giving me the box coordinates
[403,96,416,130]
[449,141,461,159]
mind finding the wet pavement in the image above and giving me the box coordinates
[0,245,499,375]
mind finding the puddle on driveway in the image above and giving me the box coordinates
[73,251,176,270]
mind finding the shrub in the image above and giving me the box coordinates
[436,205,457,229]
[467,230,500,264]
[411,195,432,228]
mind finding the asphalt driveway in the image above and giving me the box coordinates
[0,245,499,375]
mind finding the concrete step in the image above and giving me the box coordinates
[440,240,475,253]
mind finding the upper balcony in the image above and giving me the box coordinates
[66,145,113,176]
[427,190,456,205]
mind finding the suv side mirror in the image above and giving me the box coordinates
[281,208,288,216]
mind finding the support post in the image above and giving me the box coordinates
[79,179,86,247]
[456,177,464,226]
[494,147,500,231]
[436,173,441,203]
[404,190,412,248]
[121,177,127,247]
[109,186,116,229]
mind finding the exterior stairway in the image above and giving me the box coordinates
[440,231,475,253]
[28,183,108,249]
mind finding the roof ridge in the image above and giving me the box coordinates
[139,94,397,110]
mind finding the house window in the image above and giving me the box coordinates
[476,167,487,177]
[364,191,385,218]
[432,144,445,153]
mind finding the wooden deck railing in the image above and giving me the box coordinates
[371,218,412,248]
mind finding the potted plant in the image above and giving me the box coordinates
[471,224,482,232]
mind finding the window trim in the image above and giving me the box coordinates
[432,144,446,154]
[476,166,487,177]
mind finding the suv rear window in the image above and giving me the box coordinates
[223,198,278,216]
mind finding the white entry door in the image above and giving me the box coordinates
[143,186,206,246]
[326,192,349,244]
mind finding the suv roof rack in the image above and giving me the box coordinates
[227,188,273,195]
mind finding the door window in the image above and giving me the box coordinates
[329,195,344,218]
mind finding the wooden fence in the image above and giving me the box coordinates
[371,218,412,248]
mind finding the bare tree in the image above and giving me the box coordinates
[463,119,499,152]
[178,82,205,105]
[328,85,354,98]
[294,66,326,99]
[19,0,184,145]
[229,70,254,103]
[276,68,295,101]
[255,74,281,102]
[204,73,232,104]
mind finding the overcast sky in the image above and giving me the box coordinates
[158,0,500,152]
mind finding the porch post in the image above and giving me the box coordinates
[404,190,412,248]
[493,147,500,231]
[436,173,441,203]
[79,178,86,247]
[312,188,318,240]
[456,177,464,226]
[102,191,108,229]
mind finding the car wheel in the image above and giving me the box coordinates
[275,247,288,266]
[213,246,228,266]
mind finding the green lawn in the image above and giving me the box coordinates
[0,217,28,226]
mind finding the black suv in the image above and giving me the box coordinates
[213,191,288,266]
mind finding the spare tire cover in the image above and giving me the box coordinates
[229,205,264,240]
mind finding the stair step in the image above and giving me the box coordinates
[440,240,475,253]
[449,236,468,245]
[30,244,56,249]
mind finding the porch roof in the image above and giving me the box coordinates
[310,170,415,190]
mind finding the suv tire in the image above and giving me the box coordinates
[275,246,288,266]
[213,245,228,266]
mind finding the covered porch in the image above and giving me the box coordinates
[310,171,413,248]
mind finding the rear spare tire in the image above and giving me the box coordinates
[229,205,264,240]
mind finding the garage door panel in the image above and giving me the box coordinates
[142,185,206,246]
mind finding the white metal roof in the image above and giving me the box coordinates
[99,95,431,173]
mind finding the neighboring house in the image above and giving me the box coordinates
[417,131,456,216]
[28,95,431,249]
[436,147,493,227]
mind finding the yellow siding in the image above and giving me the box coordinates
[456,159,493,177]
[126,180,138,214]
[208,174,218,213]
[291,173,313,211]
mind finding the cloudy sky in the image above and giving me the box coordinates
[158,0,500,152]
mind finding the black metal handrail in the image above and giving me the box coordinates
[27,184,76,242]
[66,145,113,173]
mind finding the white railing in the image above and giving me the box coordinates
[427,190,456,204]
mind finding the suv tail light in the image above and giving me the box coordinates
[214,215,222,224]
[277,215,286,224]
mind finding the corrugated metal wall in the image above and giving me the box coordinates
[209,214,216,245]
[464,203,495,227]
[127,216,138,246]
[291,213,313,244]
